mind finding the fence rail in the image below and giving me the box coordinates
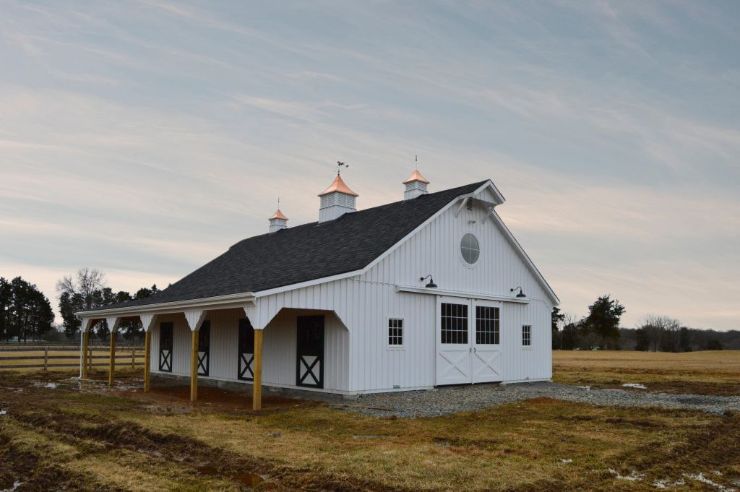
[0,345,144,371]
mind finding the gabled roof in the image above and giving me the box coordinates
[106,181,488,309]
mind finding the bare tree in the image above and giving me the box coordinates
[639,315,681,352]
[56,268,106,310]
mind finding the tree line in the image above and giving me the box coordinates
[0,277,55,342]
[57,268,158,340]
[552,296,729,351]
[1,269,160,343]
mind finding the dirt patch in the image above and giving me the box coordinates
[0,432,114,492]
[607,412,740,484]
[118,382,309,415]
[9,408,403,491]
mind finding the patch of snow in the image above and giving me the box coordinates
[622,383,647,390]
[684,473,736,492]
[1,480,23,492]
[33,381,58,389]
[653,478,685,489]
[0,409,7,416]
[577,385,591,391]
[560,459,573,464]
[609,468,645,481]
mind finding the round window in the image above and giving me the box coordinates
[460,233,480,264]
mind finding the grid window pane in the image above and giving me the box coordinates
[388,319,403,346]
[522,325,532,346]
[476,306,500,345]
[441,303,468,344]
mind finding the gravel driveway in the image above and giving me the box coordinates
[333,382,740,418]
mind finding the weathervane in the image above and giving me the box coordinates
[337,161,348,175]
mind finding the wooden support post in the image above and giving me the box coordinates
[108,331,116,387]
[43,347,48,372]
[81,331,89,379]
[131,347,135,369]
[143,330,151,392]
[190,329,199,403]
[252,329,263,411]
[87,345,92,374]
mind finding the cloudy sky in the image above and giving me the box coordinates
[1,1,739,330]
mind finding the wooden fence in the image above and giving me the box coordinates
[0,345,144,371]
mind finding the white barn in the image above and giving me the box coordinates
[78,169,558,409]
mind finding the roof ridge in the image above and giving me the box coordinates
[229,180,488,249]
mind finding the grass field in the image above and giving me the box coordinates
[1,352,738,491]
[554,350,740,396]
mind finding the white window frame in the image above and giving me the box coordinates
[459,232,481,266]
[522,325,532,347]
[387,318,404,349]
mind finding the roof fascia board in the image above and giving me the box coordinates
[254,270,362,298]
[76,292,256,318]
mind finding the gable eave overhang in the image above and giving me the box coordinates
[75,291,256,319]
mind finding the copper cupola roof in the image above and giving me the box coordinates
[403,169,430,184]
[318,174,359,197]
[270,208,288,221]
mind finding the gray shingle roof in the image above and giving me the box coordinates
[113,181,487,308]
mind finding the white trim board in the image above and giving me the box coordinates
[77,292,256,318]
[395,286,531,304]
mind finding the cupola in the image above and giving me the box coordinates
[268,207,288,232]
[403,168,430,200]
[318,163,358,222]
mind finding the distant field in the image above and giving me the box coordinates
[554,350,740,395]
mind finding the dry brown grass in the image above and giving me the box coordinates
[553,350,740,395]
[1,371,739,491]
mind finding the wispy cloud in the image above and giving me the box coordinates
[1,0,738,329]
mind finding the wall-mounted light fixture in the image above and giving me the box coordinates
[510,286,526,298]
[420,275,438,289]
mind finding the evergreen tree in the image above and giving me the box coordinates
[583,295,625,349]
[551,307,565,349]
[3,277,54,342]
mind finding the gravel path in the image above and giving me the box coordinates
[333,382,740,418]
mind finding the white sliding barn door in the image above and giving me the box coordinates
[435,297,504,386]
[435,297,472,385]
[471,300,503,383]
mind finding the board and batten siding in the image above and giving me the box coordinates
[253,188,553,393]
[356,190,553,385]
[148,308,350,393]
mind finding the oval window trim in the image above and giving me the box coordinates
[460,233,480,265]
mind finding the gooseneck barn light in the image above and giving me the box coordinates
[510,286,526,298]
[420,275,438,289]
